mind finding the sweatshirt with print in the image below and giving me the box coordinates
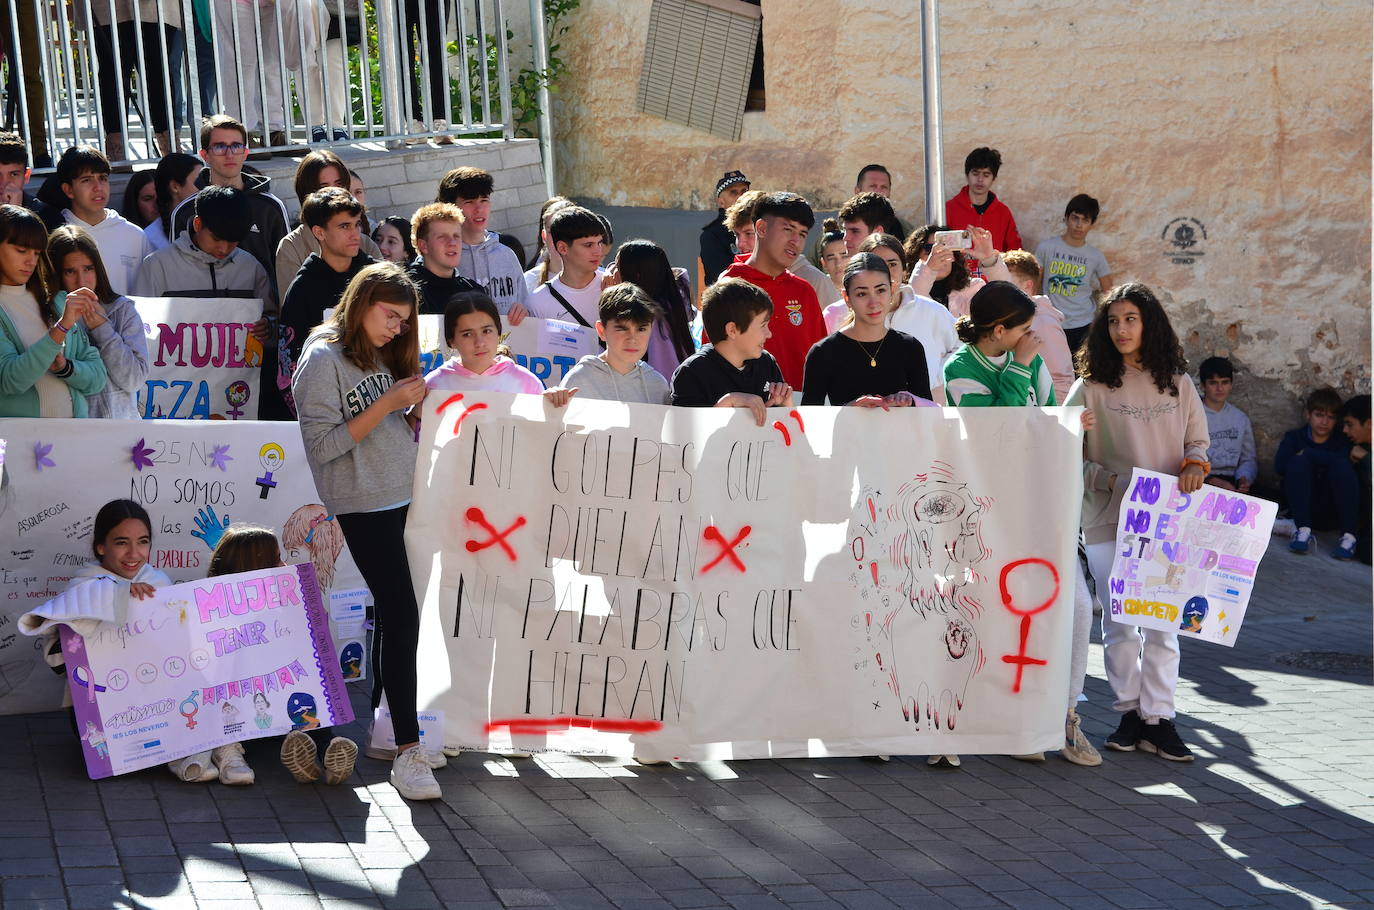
[291,329,417,515]
[457,230,529,315]
[1066,369,1210,544]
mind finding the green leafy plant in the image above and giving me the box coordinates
[462,0,580,137]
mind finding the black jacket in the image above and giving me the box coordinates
[699,210,735,286]
[278,252,374,414]
[407,260,483,315]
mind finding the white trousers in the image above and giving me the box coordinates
[1085,540,1181,721]
[1067,557,1093,711]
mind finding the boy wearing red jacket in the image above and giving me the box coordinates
[945,147,1022,254]
[720,192,823,391]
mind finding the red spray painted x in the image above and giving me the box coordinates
[702,524,751,573]
[465,507,526,561]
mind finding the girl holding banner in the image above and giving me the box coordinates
[291,261,443,801]
[1067,283,1210,763]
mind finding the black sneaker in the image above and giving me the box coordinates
[1137,719,1194,762]
[1105,709,1143,752]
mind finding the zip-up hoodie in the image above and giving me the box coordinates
[560,354,671,405]
[292,328,418,516]
[457,230,529,315]
[168,169,290,310]
[278,251,374,414]
[424,354,543,394]
[133,229,273,305]
[62,208,152,297]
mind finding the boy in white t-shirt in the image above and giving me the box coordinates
[513,206,608,328]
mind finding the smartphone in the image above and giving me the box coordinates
[932,230,972,249]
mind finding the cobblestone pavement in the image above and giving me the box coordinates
[1,534,1369,910]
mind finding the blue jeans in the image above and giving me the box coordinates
[1281,448,1358,533]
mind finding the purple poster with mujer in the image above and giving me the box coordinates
[57,564,352,779]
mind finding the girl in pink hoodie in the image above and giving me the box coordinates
[424,290,575,407]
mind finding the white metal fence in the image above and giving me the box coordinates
[0,0,514,167]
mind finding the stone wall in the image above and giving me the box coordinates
[547,0,1372,463]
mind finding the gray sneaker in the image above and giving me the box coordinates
[1062,708,1102,766]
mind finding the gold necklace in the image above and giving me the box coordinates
[846,330,887,367]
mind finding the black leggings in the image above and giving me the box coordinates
[336,506,421,745]
[403,0,453,121]
[94,21,180,134]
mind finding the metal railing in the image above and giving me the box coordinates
[0,0,514,168]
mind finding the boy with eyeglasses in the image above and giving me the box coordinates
[169,115,292,416]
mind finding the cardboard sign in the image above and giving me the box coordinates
[406,393,1084,760]
[50,564,352,778]
[133,297,264,420]
[1107,468,1276,645]
[0,418,365,716]
[416,314,599,388]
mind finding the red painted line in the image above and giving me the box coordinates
[435,393,465,415]
[772,420,792,446]
[485,716,664,735]
[790,409,805,432]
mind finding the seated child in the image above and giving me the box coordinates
[560,284,672,405]
[671,278,793,425]
[425,290,575,406]
[1341,394,1371,563]
[1197,356,1258,494]
[1275,387,1358,558]
[207,523,359,785]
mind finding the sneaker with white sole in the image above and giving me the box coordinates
[1137,718,1194,762]
[212,742,255,785]
[1333,533,1358,560]
[1105,709,1143,752]
[280,729,321,783]
[364,723,447,767]
[169,751,217,782]
[926,754,961,768]
[391,747,442,800]
[1271,517,1296,537]
[323,737,358,785]
[1062,708,1102,766]
[1289,526,1312,554]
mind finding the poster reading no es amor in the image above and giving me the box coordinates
[407,392,1085,761]
[1108,468,1276,646]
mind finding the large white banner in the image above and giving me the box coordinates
[0,419,364,715]
[417,315,599,388]
[46,564,353,779]
[133,297,264,419]
[407,393,1084,760]
[1108,468,1276,646]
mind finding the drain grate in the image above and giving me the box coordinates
[1274,651,1373,677]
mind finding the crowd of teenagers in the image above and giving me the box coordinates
[6,128,1370,800]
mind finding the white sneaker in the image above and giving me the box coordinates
[168,751,217,782]
[926,754,961,768]
[405,118,428,145]
[212,743,255,785]
[391,747,442,800]
[1062,708,1103,767]
[1271,517,1297,537]
[365,722,447,767]
[433,119,455,144]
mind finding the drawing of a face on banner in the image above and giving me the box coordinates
[282,505,345,593]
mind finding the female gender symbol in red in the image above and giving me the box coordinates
[702,525,751,573]
[435,392,487,435]
[465,507,526,561]
[998,558,1060,693]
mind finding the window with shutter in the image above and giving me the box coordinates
[636,0,763,141]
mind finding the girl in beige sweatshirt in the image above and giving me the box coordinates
[1066,283,1209,763]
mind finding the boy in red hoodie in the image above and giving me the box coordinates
[945,147,1022,255]
[720,192,824,391]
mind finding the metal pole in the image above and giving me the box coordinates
[493,0,512,140]
[920,0,943,225]
[528,0,553,196]
[375,0,404,142]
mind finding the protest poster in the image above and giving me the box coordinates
[416,314,598,387]
[0,419,365,716]
[1107,468,1276,646]
[407,392,1084,760]
[133,297,264,420]
[33,564,353,779]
